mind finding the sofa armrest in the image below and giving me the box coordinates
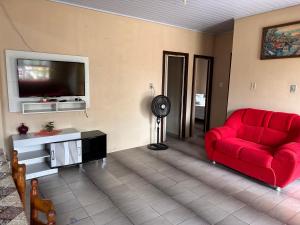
[210,126,237,139]
[272,142,300,187]
[274,142,300,162]
[205,126,237,160]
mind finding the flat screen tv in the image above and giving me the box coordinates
[17,59,85,97]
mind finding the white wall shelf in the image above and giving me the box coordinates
[5,50,90,112]
[22,101,86,114]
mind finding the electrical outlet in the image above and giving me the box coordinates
[149,83,153,89]
[290,84,297,93]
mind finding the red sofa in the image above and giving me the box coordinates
[205,108,300,189]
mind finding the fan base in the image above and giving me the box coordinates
[147,143,168,151]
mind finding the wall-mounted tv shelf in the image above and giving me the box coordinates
[5,50,90,113]
[22,101,87,114]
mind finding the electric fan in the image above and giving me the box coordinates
[148,95,171,150]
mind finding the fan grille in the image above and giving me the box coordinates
[151,95,171,118]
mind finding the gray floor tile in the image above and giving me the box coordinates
[268,204,298,223]
[175,179,202,190]
[104,216,133,225]
[40,183,70,198]
[155,177,177,189]
[172,190,200,205]
[37,137,300,225]
[197,206,229,224]
[51,191,76,205]
[72,217,95,225]
[142,216,173,225]
[233,206,264,224]
[177,216,210,225]
[84,198,114,216]
[118,198,149,214]
[38,174,62,184]
[75,190,108,206]
[250,213,284,225]
[201,190,231,205]
[127,206,160,225]
[55,198,82,214]
[190,184,214,198]
[92,207,123,225]
[149,197,181,214]
[56,207,89,225]
[40,180,68,191]
[233,190,260,205]
[218,197,245,214]
[163,207,195,225]
[187,197,215,215]
[288,213,300,225]
[216,215,248,225]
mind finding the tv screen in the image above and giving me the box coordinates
[17,59,85,97]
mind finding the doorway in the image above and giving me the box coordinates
[190,55,214,140]
[162,51,189,140]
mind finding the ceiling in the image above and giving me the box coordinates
[51,0,300,33]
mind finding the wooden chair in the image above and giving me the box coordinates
[30,178,56,225]
[11,150,26,208]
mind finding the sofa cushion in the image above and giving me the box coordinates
[237,125,263,144]
[260,128,288,147]
[268,112,297,132]
[236,109,269,144]
[260,112,297,147]
[216,138,270,159]
[239,147,273,168]
[242,108,268,127]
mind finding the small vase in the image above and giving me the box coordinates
[18,123,29,135]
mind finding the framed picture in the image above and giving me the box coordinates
[261,21,300,59]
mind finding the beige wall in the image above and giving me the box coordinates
[0,0,214,153]
[210,32,233,128]
[228,5,300,114]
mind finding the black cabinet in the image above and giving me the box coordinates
[81,130,107,163]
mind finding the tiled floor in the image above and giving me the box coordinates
[187,120,205,147]
[34,137,300,225]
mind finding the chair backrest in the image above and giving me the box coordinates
[11,150,26,208]
[12,150,18,181]
[30,178,56,225]
[226,108,298,147]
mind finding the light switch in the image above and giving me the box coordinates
[250,82,256,90]
[290,84,297,93]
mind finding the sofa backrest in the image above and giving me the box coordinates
[226,108,298,147]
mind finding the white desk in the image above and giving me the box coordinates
[12,128,80,179]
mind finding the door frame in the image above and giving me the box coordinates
[190,55,214,136]
[225,53,232,119]
[161,50,189,140]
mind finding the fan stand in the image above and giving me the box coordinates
[147,117,168,151]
